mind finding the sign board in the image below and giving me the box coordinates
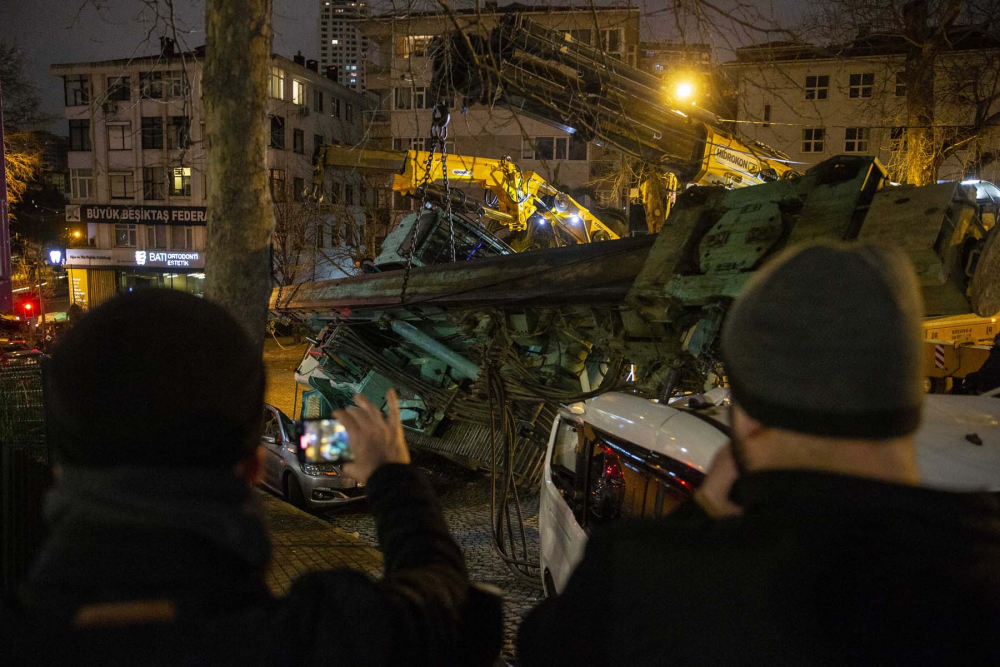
[65,247,205,270]
[65,204,207,226]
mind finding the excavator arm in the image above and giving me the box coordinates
[311,144,619,244]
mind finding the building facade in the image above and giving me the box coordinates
[724,29,1000,183]
[359,6,640,217]
[52,42,369,309]
[637,41,712,77]
[319,0,371,90]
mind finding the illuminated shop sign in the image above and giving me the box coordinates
[65,248,205,270]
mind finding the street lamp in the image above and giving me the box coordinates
[674,81,695,102]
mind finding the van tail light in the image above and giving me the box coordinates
[602,446,624,482]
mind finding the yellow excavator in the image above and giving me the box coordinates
[310,144,622,247]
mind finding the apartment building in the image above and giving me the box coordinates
[319,0,371,90]
[724,27,1000,183]
[359,5,640,216]
[51,40,369,309]
[638,41,712,76]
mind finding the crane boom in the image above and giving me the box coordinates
[431,13,799,189]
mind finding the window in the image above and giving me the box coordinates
[316,224,325,248]
[109,172,134,199]
[346,103,353,123]
[802,127,825,153]
[270,115,285,149]
[114,223,138,247]
[844,127,869,153]
[142,117,164,150]
[145,224,168,249]
[313,90,324,113]
[848,72,874,99]
[69,120,91,151]
[171,167,192,196]
[804,75,829,100]
[143,166,165,200]
[394,87,413,110]
[600,28,624,54]
[270,67,285,99]
[107,123,132,150]
[313,134,324,155]
[168,117,191,149]
[568,29,592,45]
[64,75,90,106]
[293,177,305,198]
[139,71,163,99]
[269,168,286,201]
[106,76,130,101]
[344,183,354,205]
[522,135,586,161]
[895,72,906,97]
[69,168,93,199]
[292,79,306,105]
[164,71,188,98]
[396,34,434,58]
[172,225,194,250]
[763,104,771,128]
[293,128,304,154]
[331,97,341,120]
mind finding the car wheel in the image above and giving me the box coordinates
[543,569,557,599]
[284,472,306,509]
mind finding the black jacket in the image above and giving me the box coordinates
[518,470,1000,666]
[4,464,496,666]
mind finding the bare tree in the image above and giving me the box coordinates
[2,40,47,214]
[203,0,274,353]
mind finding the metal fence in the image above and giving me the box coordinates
[0,359,51,598]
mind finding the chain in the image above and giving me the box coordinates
[439,123,455,262]
[400,106,451,303]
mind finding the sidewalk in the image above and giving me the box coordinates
[259,489,383,596]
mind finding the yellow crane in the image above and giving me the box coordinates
[311,144,621,245]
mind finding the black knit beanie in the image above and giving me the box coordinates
[46,289,264,467]
[720,241,924,439]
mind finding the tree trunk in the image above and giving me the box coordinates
[903,0,938,186]
[204,0,274,354]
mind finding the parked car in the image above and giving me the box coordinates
[258,404,365,510]
[1,341,43,367]
[539,391,1000,597]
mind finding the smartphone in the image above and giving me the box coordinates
[296,418,353,464]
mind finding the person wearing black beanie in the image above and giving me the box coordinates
[6,289,497,666]
[517,241,1000,667]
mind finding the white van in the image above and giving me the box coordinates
[539,391,1000,596]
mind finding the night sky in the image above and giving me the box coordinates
[1,0,807,133]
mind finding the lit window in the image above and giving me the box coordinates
[70,168,94,199]
[332,39,339,44]
[171,167,192,196]
[270,67,285,99]
[292,80,306,105]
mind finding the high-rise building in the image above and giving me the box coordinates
[319,0,370,90]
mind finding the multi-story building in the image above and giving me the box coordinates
[51,40,369,309]
[359,5,640,217]
[319,0,370,90]
[724,27,1000,183]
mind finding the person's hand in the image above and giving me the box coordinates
[694,444,744,519]
[335,389,410,484]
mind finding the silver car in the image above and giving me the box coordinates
[259,404,365,510]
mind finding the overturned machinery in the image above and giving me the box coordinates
[273,156,999,485]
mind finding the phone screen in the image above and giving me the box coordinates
[299,419,353,463]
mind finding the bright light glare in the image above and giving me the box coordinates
[675,82,694,100]
[570,215,580,224]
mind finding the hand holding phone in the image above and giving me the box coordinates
[333,389,410,484]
